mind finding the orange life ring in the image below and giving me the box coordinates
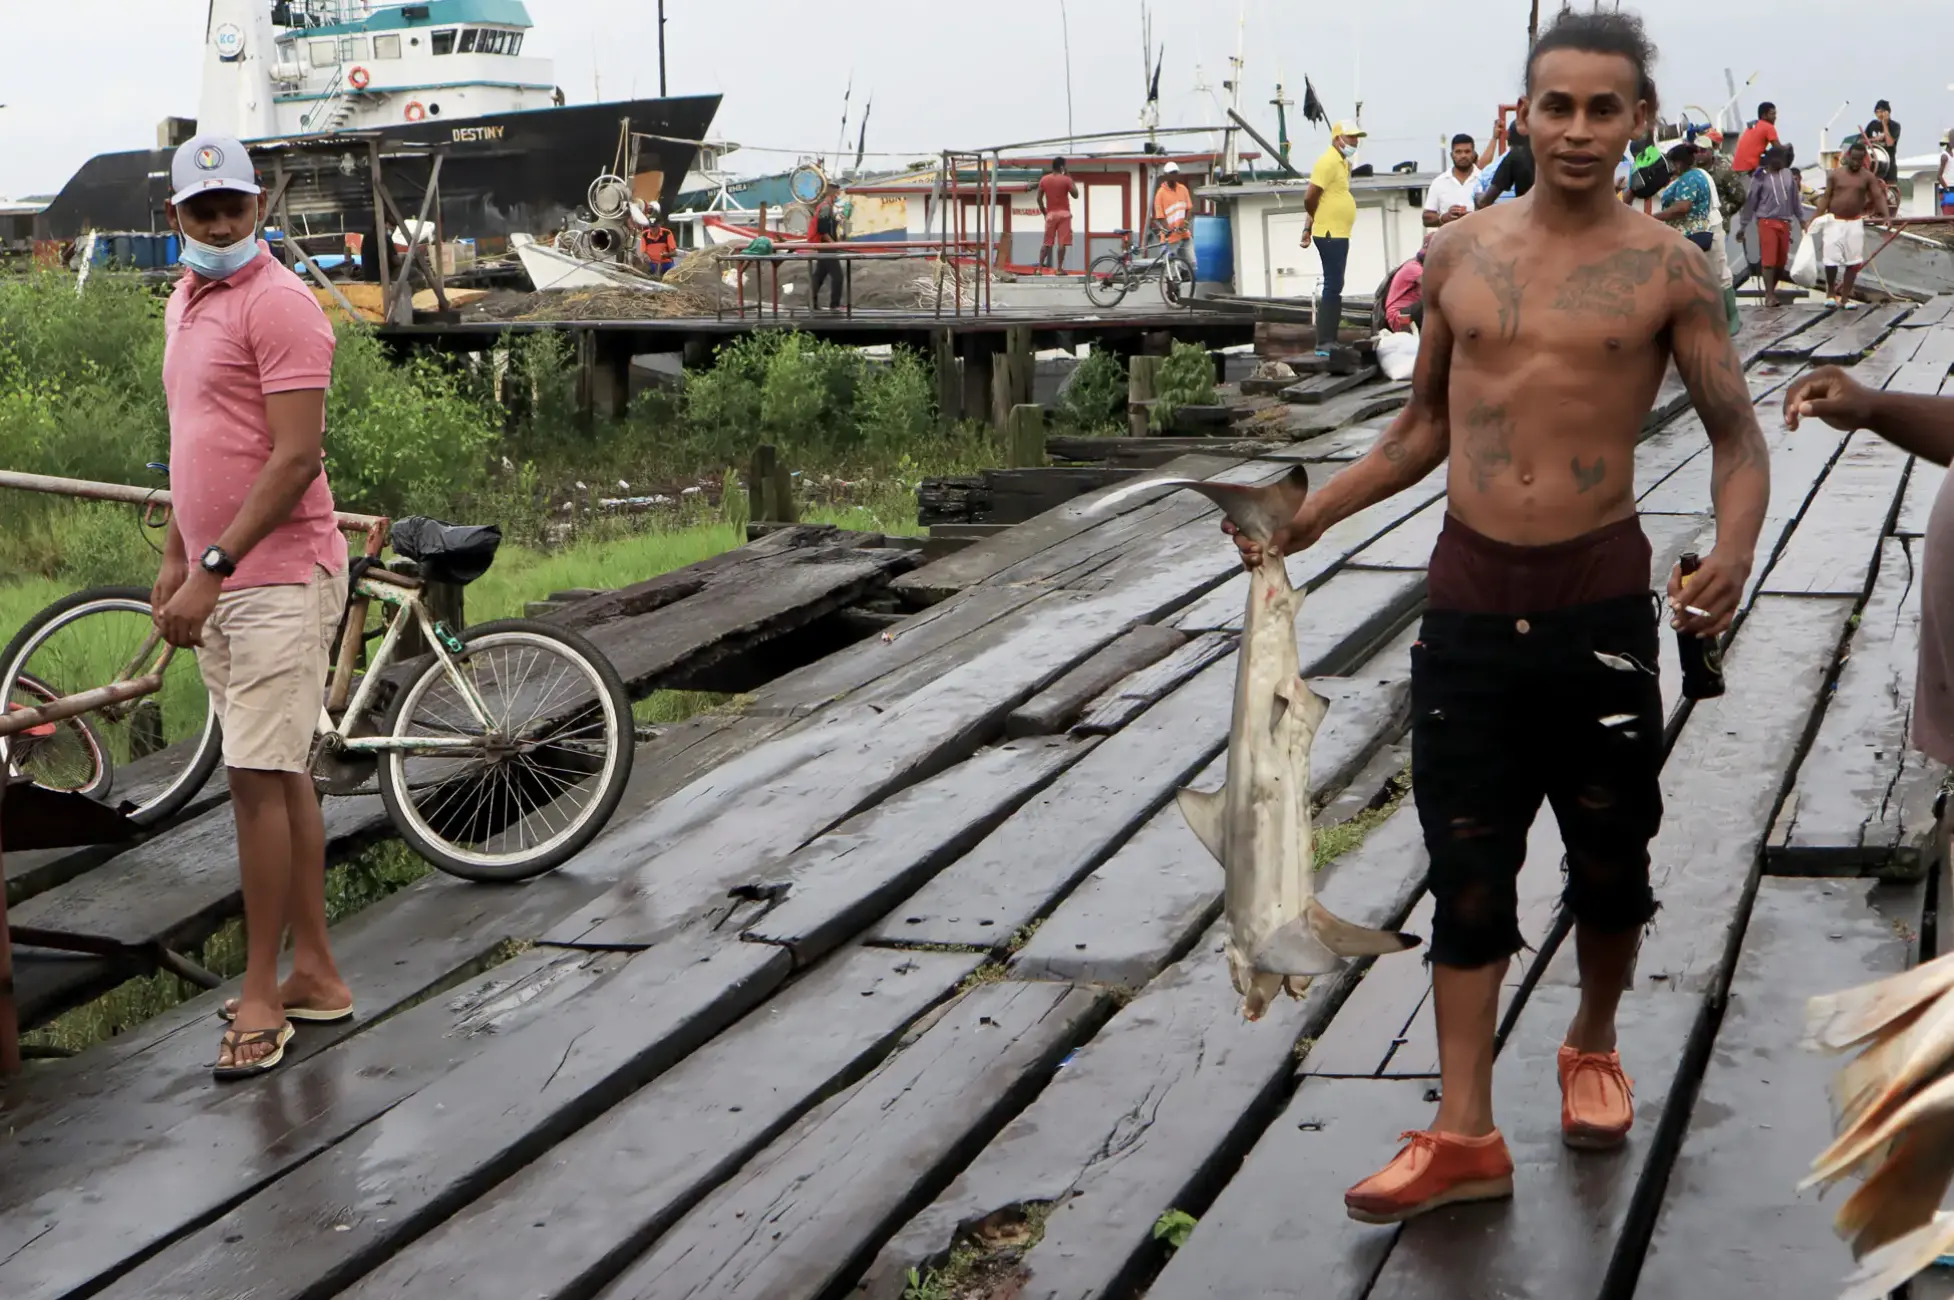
[404,101,426,122]
[348,65,371,90]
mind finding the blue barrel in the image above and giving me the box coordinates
[1193,215,1233,284]
[165,234,181,266]
[111,234,135,267]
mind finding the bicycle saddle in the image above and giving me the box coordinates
[389,516,503,585]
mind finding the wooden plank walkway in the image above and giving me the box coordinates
[4,303,1950,1300]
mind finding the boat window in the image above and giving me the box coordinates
[510,33,523,55]
[339,36,367,61]
[480,30,499,54]
[488,31,508,54]
[431,29,456,55]
[309,39,338,66]
[373,34,401,59]
[459,29,478,54]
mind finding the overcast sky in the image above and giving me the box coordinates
[4,0,1951,198]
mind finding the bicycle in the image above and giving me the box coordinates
[1083,226,1192,309]
[1,497,635,883]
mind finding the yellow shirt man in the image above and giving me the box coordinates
[1309,144,1358,240]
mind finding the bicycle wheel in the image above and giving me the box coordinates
[0,586,222,827]
[1084,255,1131,309]
[1161,257,1188,307]
[5,670,114,798]
[375,618,634,882]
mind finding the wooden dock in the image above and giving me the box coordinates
[4,299,1953,1300]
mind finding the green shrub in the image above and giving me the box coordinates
[1151,341,1217,432]
[854,349,936,457]
[1057,348,1127,432]
[322,322,499,517]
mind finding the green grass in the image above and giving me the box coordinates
[1314,764,1412,872]
[902,1202,1053,1300]
[21,841,431,1057]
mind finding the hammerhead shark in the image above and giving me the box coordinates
[1094,465,1421,1019]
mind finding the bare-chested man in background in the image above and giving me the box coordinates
[1230,9,1771,1220]
[1813,140,1892,309]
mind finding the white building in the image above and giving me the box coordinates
[1196,173,1434,304]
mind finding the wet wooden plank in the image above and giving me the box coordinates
[1760,431,1912,596]
[1267,423,1386,463]
[1012,673,1415,989]
[308,948,985,1300]
[1071,632,1234,736]
[1347,498,1446,570]
[1897,459,1947,537]
[859,891,1414,1300]
[1542,596,1857,996]
[862,656,1232,952]
[743,737,1092,966]
[1005,625,1186,738]
[1899,295,1954,327]
[750,585,1044,718]
[1171,471,1446,631]
[1761,306,1840,359]
[876,567,1423,951]
[1283,367,1380,404]
[1142,1074,1438,1300]
[8,794,393,1030]
[0,940,657,1297]
[547,574,1227,950]
[0,709,785,1155]
[588,981,1112,1300]
[1283,382,1412,436]
[1635,878,1911,1300]
[890,453,1244,604]
[1770,537,1945,875]
[83,932,789,1300]
[1801,304,1911,366]
[1361,987,1705,1300]
[1732,303,1831,357]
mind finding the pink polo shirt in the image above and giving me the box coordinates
[163,242,345,591]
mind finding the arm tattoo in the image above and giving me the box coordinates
[1553,248,1661,319]
[1667,246,1751,431]
[1462,399,1513,492]
[1465,242,1526,343]
[1572,456,1607,493]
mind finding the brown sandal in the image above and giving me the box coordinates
[218,998,352,1025]
[212,1023,295,1081]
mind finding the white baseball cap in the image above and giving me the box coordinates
[169,134,262,206]
[1162,160,1182,174]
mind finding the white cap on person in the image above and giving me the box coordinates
[169,134,262,205]
[1162,160,1181,174]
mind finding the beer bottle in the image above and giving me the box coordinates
[1676,553,1727,700]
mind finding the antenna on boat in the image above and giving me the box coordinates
[1220,2,1246,176]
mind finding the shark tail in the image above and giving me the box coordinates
[1087,466,1310,545]
[1251,899,1423,977]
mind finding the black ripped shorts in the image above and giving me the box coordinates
[1412,515,1665,969]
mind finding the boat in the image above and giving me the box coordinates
[32,0,720,250]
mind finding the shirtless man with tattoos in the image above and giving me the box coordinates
[1230,10,1772,1220]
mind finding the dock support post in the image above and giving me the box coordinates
[933,329,962,427]
[991,325,1035,429]
[960,337,996,430]
[749,445,798,525]
[396,580,467,659]
[1004,404,1045,468]
[591,335,633,421]
[1128,354,1163,437]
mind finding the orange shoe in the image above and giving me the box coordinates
[1344,1129,1515,1224]
[1559,1045,1634,1150]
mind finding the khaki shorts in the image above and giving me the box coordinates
[197,565,348,772]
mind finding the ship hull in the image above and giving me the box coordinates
[34,94,722,244]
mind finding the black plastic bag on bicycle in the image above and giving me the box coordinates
[389,517,503,586]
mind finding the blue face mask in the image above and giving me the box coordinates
[180,230,261,280]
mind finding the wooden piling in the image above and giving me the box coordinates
[1128,354,1163,438]
[1004,404,1045,468]
[960,340,995,429]
[748,444,798,524]
[933,329,961,426]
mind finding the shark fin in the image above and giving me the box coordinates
[1276,677,1331,733]
[1176,785,1227,864]
[1305,898,1424,959]
[1251,916,1343,977]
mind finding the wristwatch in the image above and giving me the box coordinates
[200,544,237,578]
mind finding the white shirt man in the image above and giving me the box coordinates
[1423,135,1483,228]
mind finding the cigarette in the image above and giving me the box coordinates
[1684,605,1711,619]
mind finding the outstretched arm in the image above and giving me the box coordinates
[1231,248,1454,565]
[1786,367,1954,465]
[1666,240,1770,638]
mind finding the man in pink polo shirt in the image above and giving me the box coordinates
[154,134,352,1080]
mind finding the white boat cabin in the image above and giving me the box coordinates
[200,0,557,141]
[1197,173,1433,305]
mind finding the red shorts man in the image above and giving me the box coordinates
[1037,157,1079,274]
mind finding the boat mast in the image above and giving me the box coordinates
[1221,3,1245,176]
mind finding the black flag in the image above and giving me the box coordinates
[1148,49,1164,104]
[854,98,872,171]
[1301,78,1328,128]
